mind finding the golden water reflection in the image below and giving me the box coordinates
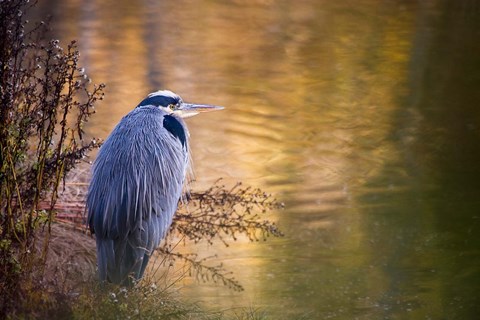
[34,0,480,318]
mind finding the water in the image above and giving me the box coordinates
[33,1,480,318]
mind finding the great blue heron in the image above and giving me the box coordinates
[86,90,223,286]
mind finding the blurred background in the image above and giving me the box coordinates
[32,0,480,319]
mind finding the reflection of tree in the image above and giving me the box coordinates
[360,1,480,319]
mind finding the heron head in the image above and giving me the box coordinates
[137,90,224,118]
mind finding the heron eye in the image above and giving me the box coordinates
[168,104,176,110]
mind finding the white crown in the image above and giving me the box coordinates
[148,90,180,100]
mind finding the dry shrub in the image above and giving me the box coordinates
[0,0,104,315]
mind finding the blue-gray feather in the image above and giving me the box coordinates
[87,105,189,285]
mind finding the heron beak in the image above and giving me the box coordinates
[175,103,224,118]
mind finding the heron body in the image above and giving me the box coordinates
[86,90,222,285]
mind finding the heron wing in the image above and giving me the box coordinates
[87,106,188,283]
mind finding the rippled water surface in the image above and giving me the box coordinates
[34,1,480,318]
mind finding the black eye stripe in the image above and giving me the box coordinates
[137,96,179,108]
